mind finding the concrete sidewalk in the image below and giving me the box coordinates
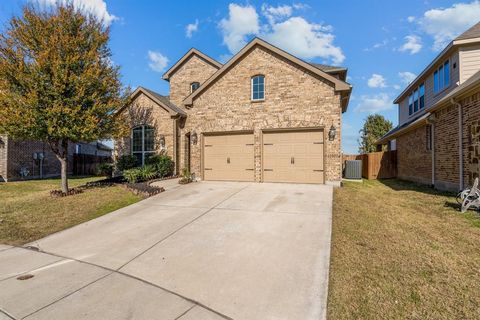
[0,181,333,320]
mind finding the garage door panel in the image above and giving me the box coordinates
[203,133,254,182]
[262,130,324,184]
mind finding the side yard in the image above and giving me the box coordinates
[0,177,141,245]
[328,179,480,319]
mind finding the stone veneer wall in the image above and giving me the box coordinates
[168,54,220,107]
[396,125,432,185]
[461,91,480,187]
[179,46,342,182]
[114,93,175,167]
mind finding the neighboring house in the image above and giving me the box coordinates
[377,22,480,191]
[115,37,352,185]
[0,136,112,182]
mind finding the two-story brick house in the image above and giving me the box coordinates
[115,37,352,185]
[377,22,480,191]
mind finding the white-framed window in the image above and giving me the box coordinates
[434,60,450,93]
[132,125,155,166]
[251,75,265,101]
[190,82,200,93]
[408,83,425,116]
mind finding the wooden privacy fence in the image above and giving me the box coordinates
[343,150,397,179]
[73,154,111,176]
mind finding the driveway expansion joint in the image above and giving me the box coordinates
[10,246,233,320]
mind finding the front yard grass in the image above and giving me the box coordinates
[0,176,141,245]
[328,179,480,320]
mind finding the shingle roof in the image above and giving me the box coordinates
[310,63,347,73]
[455,21,480,41]
[376,112,430,145]
[139,87,186,116]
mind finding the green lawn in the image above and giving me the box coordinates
[328,179,480,320]
[0,176,141,245]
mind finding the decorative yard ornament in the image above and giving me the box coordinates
[460,177,480,213]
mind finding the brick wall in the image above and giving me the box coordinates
[397,125,432,185]
[6,139,72,181]
[0,135,7,181]
[433,105,460,190]
[180,46,342,182]
[114,92,176,167]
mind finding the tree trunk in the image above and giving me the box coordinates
[59,155,69,193]
[50,139,69,193]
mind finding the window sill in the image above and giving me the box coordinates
[251,99,265,103]
[433,83,451,97]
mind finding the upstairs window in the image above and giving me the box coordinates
[408,83,425,116]
[434,60,450,93]
[132,125,155,166]
[190,82,200,92]
[251,75,265,101]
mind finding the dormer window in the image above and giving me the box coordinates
[251,75,265,101]
[190,82,200,93]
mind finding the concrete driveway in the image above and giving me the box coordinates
[0,181,333,320]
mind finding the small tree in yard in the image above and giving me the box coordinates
[358,114,393,154]
[0,3,129,193]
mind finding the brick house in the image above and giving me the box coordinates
[115,38,352,185]
[0,136,112,182]
[377,22,480,191]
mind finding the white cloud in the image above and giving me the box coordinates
[219,3,260,53]
[367,74,387,88]
[219,3,345,64]
[355,93,393,113]
[33,0,117,25]
[147,51,169,73]
[393,84,401,90]
[398,71,417,84]
[407,16,416,23]
[419,1,480,51]
[262,4,292,24]
[399,35,422,54]
[185,19,199,38]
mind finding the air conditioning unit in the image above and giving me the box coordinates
[344,160,362,179]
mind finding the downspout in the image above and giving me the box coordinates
[427,115,436,187]
[451,98,464,190]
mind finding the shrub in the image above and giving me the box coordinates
[117,155,138,171]
[123,165,158,183]
[97,163,113,177]
[179,167,193,184]
[146,154,174,178]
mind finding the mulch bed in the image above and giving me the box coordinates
[50,175,177,198]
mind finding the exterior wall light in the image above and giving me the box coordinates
[328,125,336,141]
[159,135,166,149]
[191,131,198,145]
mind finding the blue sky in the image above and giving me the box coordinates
[1,0,480,153]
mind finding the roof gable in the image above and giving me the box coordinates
[128,87,186,118]
[182,37,351,110]
[162,49,222,81]
[456,21,480,41]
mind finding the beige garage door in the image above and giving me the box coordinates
[263,130,324,184]
[203,133,254,181]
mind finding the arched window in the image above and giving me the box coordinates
[251,75,265,101]
[190,82,200,92]
[132,125,155,166]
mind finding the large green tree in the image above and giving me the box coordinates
[0,3,128,193]
[358,114,393,154]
